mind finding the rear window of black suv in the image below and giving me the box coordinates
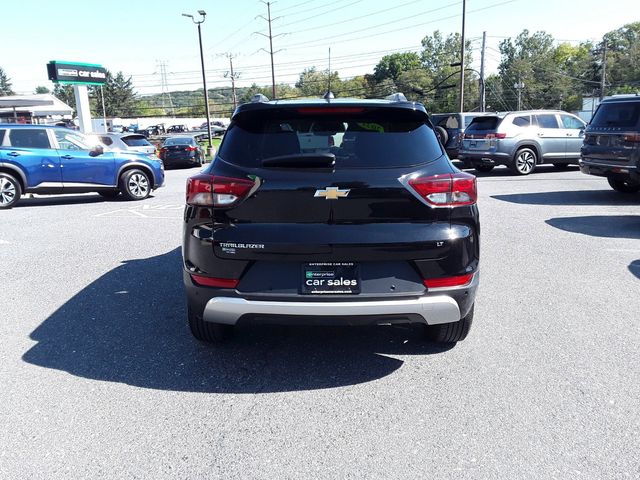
[218,107,443,168]
[590,101,640,129]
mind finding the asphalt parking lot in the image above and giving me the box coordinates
[1,164,639,479]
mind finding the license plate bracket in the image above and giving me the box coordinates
[301,262,360,295]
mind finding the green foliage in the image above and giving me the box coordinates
[34,86,50,94]
[374,52,421,83]
[295,67,342,97]
[52,84,76,110]
[94,71,137,117]
[0,67,14,96]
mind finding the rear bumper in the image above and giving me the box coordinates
[579,158,639,181]
[203,295,461,326]
[192,272,479,326]
[458,151,510,165]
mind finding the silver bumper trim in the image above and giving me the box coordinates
[203,295,461,326]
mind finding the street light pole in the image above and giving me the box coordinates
[183,11,213,155]
[459,0,466,112]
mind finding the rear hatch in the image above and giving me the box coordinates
[582,100,640,165]
[462,116,503,151]
[186,103,478,296]
[121,134,156,154]
[210,105,456,261]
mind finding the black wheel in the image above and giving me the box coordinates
[434,126,449,146]
[119,169,151,201]
[99,190,120,199]
[0,172,21,209]
[608,177,640,193]
[474,165,494,173]
[510,147,537,175]
[553,162,571,170]
[188,305,233,343]
[425,304,474,343]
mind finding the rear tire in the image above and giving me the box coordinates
[510,147,537,175]
[188,305,233,343]
[119,169,151,201]
[434,126,449,146]
[607,177,640,193]
[474,165,494,173]
[425,304,474,343]
[0,173,21,209]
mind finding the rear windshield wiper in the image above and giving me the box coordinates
[261,153,335,169]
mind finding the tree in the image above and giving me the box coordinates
[93,70,137,117]
[53,83,76,111]
[420,30,478,112]
[0,67,14,96]
[373,52,422,83]
[34,86,50,94]
[600,22,640,94]
[497,30,563,110]
[295,67,341,97]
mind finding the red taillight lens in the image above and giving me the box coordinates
[408,173,477,207]
[185,146,198,151]
[190,274,238,288]
[423,273,473,288]
[623,133,640,143]
[160,147,167,152]
[296,107,365,114]
[486,133,507,139]
[186,174,254,207]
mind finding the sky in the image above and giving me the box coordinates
[2,0,637,97]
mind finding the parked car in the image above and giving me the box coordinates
[139,124,166,137]
[167,124,189,133]
[430,112,492,160]
[0,124,164,208]
[90,133,157,155]
[159,135,204,168]
[182,93,479,344]
[580,95,640,193]
[197,121,227,136]
[459,110,587,175]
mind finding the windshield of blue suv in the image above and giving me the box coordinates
[590,102,640,129]
[219,108,443,168]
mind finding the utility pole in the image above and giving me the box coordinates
[459,0,466,112]
[600,39,607,101]
[157,60,175,116]
[256,1,282,99]
[479,31,486,112]
[224,54,240,110]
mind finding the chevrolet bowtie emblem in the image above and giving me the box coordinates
[314,186,350,200]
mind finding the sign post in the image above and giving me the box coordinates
[47,61,107,133]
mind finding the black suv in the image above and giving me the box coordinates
[182,94,480,344]
[580,95,640,193]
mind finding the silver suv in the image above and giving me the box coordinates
[459,110,586,175]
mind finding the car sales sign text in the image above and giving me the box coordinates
[47,61,107,85]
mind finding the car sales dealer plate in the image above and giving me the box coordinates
[301,263,360,294]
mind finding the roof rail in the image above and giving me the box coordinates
[385,92,407,102]
[251,94,270,103]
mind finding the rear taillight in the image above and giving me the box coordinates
[185,146,198,151]
[186,174,254,207]
[623,133,640,143]
[423,273,473,289]
[190,274,238,288]
[408,172,477,207]
[486,132,506,139]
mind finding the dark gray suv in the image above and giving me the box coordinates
[459,110,586,175]
[580,95,640,193]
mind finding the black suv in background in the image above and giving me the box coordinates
[183,94,480,344]
[580,95,640,193]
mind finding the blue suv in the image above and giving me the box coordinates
[0,124,165,209]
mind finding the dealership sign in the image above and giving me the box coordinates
[47,61,107,85]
